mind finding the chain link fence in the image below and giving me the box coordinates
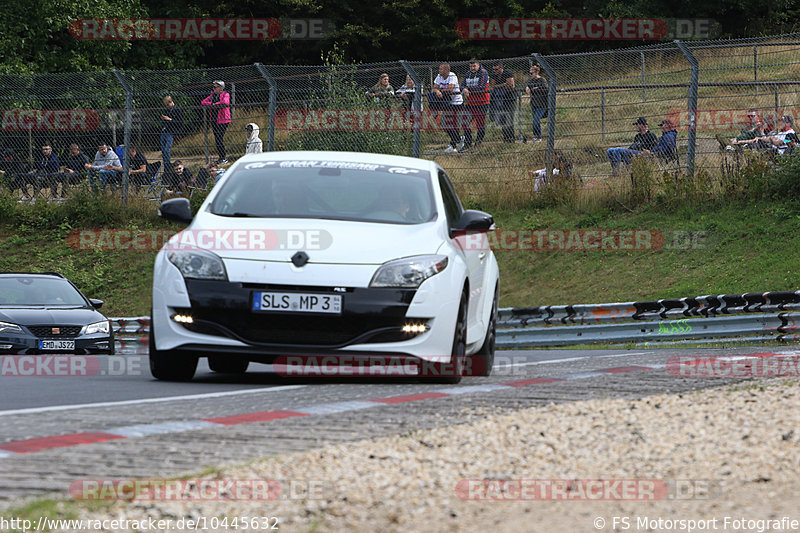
[2,33,800,204]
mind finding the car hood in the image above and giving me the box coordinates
[0,307,105,326]
[173,216,443,265]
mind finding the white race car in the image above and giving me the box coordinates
[150,151,499,383]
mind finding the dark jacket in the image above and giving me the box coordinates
[652,129,678,159]
[629,131,658,152]
[64,152,90,173]
[161,106,184,135]
[527,77,548,109]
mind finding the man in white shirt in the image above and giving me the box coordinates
[760,115,795,155]
[431,63,463,152]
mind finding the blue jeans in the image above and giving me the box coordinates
[531,107,546,139]
[160,133,174,168]
[89,169,118,191]
[606,147,642,170]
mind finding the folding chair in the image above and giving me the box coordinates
[144,162,167,202]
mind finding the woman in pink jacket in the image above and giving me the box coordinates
[201,80,231,164]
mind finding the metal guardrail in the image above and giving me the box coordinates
[497,291,800,347]
[111,291,800,348]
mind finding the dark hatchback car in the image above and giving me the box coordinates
[0,273,114,354]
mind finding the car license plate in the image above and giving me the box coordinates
[38,340,76,351]
[252,292,342,314]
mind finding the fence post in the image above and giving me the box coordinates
[534,53,557,181]
[675,41,698,179]
[230,82,236,122]
[774,84,779,119]
[112,70,132,204]
[601,88,606,142]
[641,51,646,102]
[254,63,277,151]
[753,45,758,96]
[399,60,421,158]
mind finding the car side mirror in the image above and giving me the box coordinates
[450,210,495,237]
[159,197,193,223]
[89,298,104,309]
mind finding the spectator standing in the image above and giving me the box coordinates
[490,61,517,143]
[526,64,548,142]
[606,117,658,171]
[201,80,231,165]
[245,123,263,154]
[431,63,463,153]
[460,59,490,151]
[160,95,183,168]
[84,143,122,191]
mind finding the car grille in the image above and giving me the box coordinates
[186,311,408,346]
[28,325,82,338]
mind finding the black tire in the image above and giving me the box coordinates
[430,290,467,384]
[208,356,250,374]
[471,285,498,377]
[148,319,198,381]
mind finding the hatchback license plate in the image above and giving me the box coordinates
[253,292,342,314]
[38,340,75,351]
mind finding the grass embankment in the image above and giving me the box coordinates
[1,192,799,316]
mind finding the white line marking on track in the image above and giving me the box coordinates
[0,450,13,459]
[433,384,513,395]
[0,385,307,417]
[296,401,378,415]
[108,420,219,438]
[494,352,648,369]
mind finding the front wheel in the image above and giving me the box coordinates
[429,290,467,384]
[471,285,497,377]
[149,318,198,381]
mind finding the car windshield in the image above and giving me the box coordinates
[0,277,88,306]
[209,160,436,224]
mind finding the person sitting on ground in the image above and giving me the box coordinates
[606,117,658,171]
[245,123,263,154]
[164,160,195,194]
[641,119,678,162]
[725,109,761,149]
[195,161,223,189]
[758,115,795,155]
[84,143,122,191]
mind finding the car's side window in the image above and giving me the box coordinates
[438,170,463,228]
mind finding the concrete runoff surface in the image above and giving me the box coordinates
[72,377,800,532]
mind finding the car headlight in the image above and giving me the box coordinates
[83,321,110,335]
[167,249,228,280]
[0,321,23,335]
[369,255,448,288]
